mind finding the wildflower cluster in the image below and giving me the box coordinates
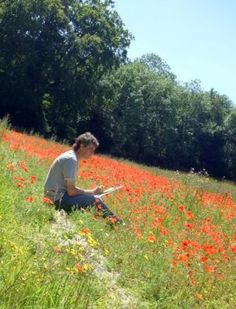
[2,129,236,304]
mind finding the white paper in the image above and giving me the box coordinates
[98,185,123,197]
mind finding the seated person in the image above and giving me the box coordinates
[44,132,120,222]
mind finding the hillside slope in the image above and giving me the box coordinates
[0,129,236,308]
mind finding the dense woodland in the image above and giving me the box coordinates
[0,0,236,180]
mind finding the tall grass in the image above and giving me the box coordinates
[0,121,236,308]
[0,144,107,308]
[0,115,10,139]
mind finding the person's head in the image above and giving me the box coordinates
[73,132,99,159]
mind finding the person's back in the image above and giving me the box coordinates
[44,150,78,202]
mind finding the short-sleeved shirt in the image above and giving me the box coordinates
[44,150,78,201]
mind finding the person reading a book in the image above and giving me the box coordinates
[44,132,121,222]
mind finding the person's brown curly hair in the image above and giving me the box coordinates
[73,132,99,151]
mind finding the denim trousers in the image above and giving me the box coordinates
[55,192,114,218]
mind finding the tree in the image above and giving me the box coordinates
[135,53,176,81]
[197,90,232,177]
[0,0,132,138]
[225,108,236,180]
[91,61,177,166]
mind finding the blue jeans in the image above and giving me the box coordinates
[55,192,115,218]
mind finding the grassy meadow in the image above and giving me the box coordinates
[0,119,236,308]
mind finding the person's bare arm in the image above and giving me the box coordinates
[65,179,104,196]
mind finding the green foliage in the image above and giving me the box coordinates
[225,108,236,178]
[0,142,105,308]
[0,115,10,139]
[135,53,177,81]
[88,60,235,179]
[91,62,177,163]
[0,0,131,138]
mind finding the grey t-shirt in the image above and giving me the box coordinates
[44,150,78,201]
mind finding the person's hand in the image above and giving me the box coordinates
[93,185,104,195]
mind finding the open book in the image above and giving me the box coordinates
[98,185,123,198]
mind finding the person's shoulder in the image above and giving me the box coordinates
[60,150,77,162]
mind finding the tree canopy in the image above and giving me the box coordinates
[0,0,131,137]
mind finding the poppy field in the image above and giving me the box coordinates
[0,121,235,308]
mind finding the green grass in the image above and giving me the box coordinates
[0,143,108,308]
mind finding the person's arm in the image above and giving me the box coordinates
[65,179,104,196]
